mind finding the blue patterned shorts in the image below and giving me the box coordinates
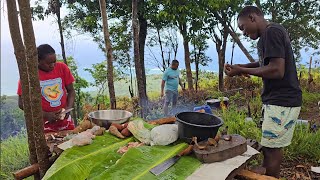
[261,104,301,148]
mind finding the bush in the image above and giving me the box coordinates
[0,133,30,179]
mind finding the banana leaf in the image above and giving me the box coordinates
[90,143,201,180]
[43,134,134,180]
[44,133,201,180]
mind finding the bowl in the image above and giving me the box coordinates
[175,112,224,143]
[206,97,229,109]
[88,110,133,128]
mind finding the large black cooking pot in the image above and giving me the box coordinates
[176,112,224,142]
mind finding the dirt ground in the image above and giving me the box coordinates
[280,159,320,180]
[300,107,320,123]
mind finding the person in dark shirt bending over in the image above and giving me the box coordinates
[224,6,302,178]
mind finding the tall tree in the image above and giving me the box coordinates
[109,21,135,97]
[132,0,148,117]
[260,0,320,59]
[99,0,116,109]
[190,30,212,92]
[18,0,50,176]
[202,0,252,91]
[156,0,202,90]
[147,27,179,72]
[138,0,148,92]
[32,0,68,65]
[6,1,40,179]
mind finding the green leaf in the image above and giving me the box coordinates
[44,133,201,179]
[43,134,134,180]
[90,143,201,180]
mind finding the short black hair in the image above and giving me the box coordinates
[238,6,264,19]
[37,44,55,60]
[172,60,179,64]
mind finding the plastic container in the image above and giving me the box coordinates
[175,112,223,143]
[193,105,213,114]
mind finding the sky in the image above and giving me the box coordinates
[0,1,314,96]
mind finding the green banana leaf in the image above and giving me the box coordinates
[44,133,201,180]
[43,134,134,180]
[90,143,201,180]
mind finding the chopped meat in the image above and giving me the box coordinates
[117,142,144,154]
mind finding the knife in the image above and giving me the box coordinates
[60,108,74,115]
[44,108,74,124]
[150,145,193,176]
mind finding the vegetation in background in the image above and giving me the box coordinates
[0,133,30,179]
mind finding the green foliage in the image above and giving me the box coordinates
[301,90,320,113]
[190,31,212,67]
[0,133,29,179]
[284,125,320,163]
[261,0,320,59]
[0,96,25,139]
[219,105,262,141]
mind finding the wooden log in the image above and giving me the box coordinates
[13,155,59,180]
[148,117,176,125]
[13,164,39,180]
[236,170,279,180]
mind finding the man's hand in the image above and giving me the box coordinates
[224,64,242,77]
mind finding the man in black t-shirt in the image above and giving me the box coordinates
[225,6,302,178]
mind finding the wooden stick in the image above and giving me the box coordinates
[148,117,176,125]
[236,170,279,180]
[13,156,59,180]
[13,164,39,180]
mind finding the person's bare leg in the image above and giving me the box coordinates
[262,147,283,178]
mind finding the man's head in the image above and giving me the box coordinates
[171,60,179,70]
[37,44,56,72]
[237,6,265,40]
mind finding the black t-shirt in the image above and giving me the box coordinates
[257,23,302,107]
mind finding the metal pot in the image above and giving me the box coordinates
[88,110,132,129]
[206,97,229,109]
[175,112,223,143]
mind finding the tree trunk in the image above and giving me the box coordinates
[195,43,202,92]
[138,8,148,94]
[157,28,166,71]
[195,61,199,92]
[213,12,255,63]
[56,4,67,65]
[227,26,255,63]
[6,1,40,179]
[308,56,313,90]
[132,0,148,118]
[99,0,116,109]
[17,0,50,177]
[218,19,229,92]
[179,22,194,91]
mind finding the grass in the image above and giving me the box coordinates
[284,125,320,162]
[0,133,30,179]
[301,89,320,113]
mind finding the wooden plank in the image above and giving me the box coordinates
[236,170,279,180]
